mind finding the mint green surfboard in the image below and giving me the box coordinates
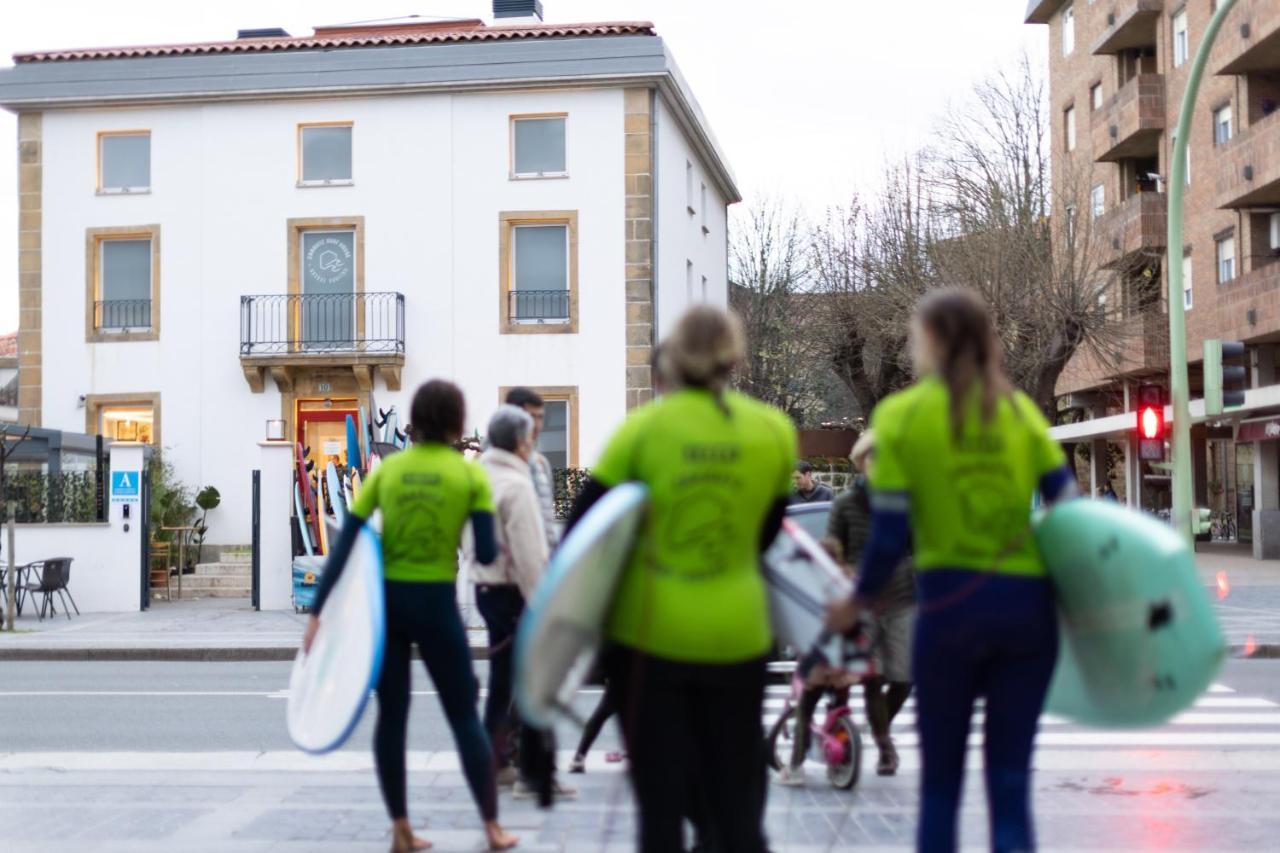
[1037,500,1226,728]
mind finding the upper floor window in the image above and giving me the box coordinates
[700,183,709,234]
[1065,106,1077,152]
[1091,185,1106,218]
[98,131,150,193]
[1216,234,1236,284]
[1062,5,1075,56]
[1213,104,1233,145]
[1173,9,1190,68]
[298,123,353,185]
[1182,253,1193,310]
[686,161,695,214]
[500,211,578,333]
[1091,83,1104,111]
[86,225,160,342]
[511,115,567,178]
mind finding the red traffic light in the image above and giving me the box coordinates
[1139,405,1163,440]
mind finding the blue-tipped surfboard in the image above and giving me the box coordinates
[287,524,386,753]
[345,414,362,475]
[294,483,314,557]
[1038,500,1226,728]
[515,483,649,730]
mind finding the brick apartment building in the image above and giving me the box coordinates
[1026,0,1280,558]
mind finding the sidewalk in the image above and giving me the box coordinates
[0,550,1276,660]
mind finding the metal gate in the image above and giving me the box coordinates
[251,469,261,610]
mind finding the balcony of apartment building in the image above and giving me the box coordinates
[1025,0,1069,25]
[1091,73,1165,162]
[1091,0,1163,56]
[1216,106,1280,210]
[1215,0,1280,76]
[1095,188,1167,269]
[238,292,405,393]
[1114,287,1170,376]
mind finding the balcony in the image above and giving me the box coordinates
[1092,0,1163,55]
[1114,306,1171,376]
[1091,74,1165,162]
[1096,191,1167,269]
[1025,0,1070,25]
[1215,0,1280,76]
[239,292,405,393]
[1216,110,1280,209]
[94,299,152,333]
[507,289,570,325]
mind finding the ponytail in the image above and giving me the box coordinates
[915,288,1012,440]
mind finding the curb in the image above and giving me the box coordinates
[0,646,495,663]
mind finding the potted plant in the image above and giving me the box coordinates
[193,486,221,565]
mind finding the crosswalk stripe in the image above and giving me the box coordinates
[761,710,1280,727]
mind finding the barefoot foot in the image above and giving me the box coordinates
[485,820,519,850]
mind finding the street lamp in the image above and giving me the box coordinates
[1166,0,1238,543]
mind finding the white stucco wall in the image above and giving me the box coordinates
[37,87,730,545]
[654,96,730,340]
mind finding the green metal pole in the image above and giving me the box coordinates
[1167,0,1237,543]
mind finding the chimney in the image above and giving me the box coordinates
[493,0,544,26]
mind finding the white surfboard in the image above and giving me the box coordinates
[515,482,649,730]
[326,462,346,525]
[763,518,853,664]
[287,524,386,754]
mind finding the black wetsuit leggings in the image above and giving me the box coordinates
[375,581,497,822]
[606,645,769,853]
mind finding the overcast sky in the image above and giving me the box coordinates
[0,0,1045,333]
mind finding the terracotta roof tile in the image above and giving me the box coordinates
[13,21,657,64]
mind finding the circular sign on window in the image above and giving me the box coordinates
[305,236,353,286]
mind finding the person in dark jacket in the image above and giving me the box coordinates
[827,430,915,776]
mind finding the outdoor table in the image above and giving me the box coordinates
[160,527,198,600]
[1,561,41,620]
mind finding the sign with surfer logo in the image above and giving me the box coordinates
[301,230,355,348]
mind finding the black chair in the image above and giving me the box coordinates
[23,558,79,621]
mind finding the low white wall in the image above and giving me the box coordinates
[12,521,141,613]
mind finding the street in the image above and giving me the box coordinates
[3,659,1280,851]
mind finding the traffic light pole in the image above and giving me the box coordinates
[1167,0,1237,544]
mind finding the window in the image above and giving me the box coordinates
[1183,253,1193,311]
[1214,104,1233,145]
[1063,5,1075,56]
[1173,9,1190,67]
[85,394,160,446]
[1091,83,1104,111]
[1091,184,1106,218]
[701,275,708,303]
[499,211,579,333]
[298,123,353,185]
[1184,144,1191,186]
[1270,212,1280,250]
[86,225,160,342]
[686,260,694,303]
[98,131,150,193]
[502,386,578,469]
[686,160,696,213]
[300,229,357,347]
[700,183,708,234]
[1065,106,1077,152]
[511,115,567,178]
[1065,205,1078,244]
[1217,235,1236,284]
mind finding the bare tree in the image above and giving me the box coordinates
[729,198,831,424]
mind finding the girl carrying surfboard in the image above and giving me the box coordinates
[826,288,1077,852]
[304,380,518,853]
[563,307,797,853]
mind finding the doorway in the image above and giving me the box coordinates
[296,397,360,487]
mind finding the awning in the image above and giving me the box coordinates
[1238,418,1280,443]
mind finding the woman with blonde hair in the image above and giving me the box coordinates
[564,306,797,852]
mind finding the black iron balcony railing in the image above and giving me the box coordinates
[239,292,405,356]
[95,299,152,331]
[508,289,570,324]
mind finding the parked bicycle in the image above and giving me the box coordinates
[1211,512,1237,542]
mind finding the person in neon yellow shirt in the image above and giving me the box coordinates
[305,380,518,853]
[828,289,1076,853]
[564,307,796,853]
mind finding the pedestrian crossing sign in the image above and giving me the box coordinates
[111,470,141,503]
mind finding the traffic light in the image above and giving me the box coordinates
[1137,383,1165,461]
[1204,340,1247,416]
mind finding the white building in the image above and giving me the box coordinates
[0,3,739,545]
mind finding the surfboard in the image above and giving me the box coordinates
[294,483,314,558]
[316,473,330,555]
[294,442,322,549]
[383,408,400,445]
[1038,499,1226,728]
[287,524,386,753]
[763,518,854,664]
[515,482,649,730]
[345,414,362,475]
[326,462,346,526]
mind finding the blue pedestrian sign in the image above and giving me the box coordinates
[111,470,141,503]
